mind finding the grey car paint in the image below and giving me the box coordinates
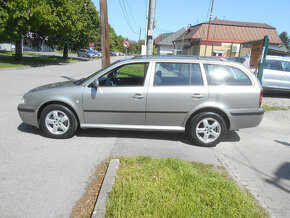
[262,56,290,91]
[18,56,264,134]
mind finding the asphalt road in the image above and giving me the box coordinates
[0,57,289,217]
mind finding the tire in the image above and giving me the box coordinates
[40,104,78,139]
[187,112,227,147]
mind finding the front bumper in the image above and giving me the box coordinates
[17,104,38,127]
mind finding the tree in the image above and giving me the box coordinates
[53,0,101,58]
[279,32,290,49]
[0,0,101,59]
[0,0,59,59]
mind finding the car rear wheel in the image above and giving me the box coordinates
[40,104,78,139]
[187,112,227,147]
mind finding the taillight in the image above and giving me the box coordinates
[259,91,263,108]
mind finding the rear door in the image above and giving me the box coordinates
[146,62,208,126]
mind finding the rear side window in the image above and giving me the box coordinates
[154,63,203,86]
[204,64,252,86]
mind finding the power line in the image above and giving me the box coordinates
[118,0,139,34]
[124,0,139,29]
[201,0,213,40]
[155,27,173,33]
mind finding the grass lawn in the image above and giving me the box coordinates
[262,104,290,111]
[0,51,79,68]
[106,157,267,217]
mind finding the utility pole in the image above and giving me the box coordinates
[204,0,215,56]
[146,0,156,55]
[139,27,142,42]
[100,0,110,67]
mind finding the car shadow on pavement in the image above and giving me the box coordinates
[264,162,290,194]
[75,129,240,146]
[17,123,40,135]
[17,122,240,146]
[264,92,290,99]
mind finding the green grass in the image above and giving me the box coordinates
[0,50,79,68]
[262,104,290,111]
[105,157,267,218]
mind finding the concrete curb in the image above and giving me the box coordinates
[91,159,120,218]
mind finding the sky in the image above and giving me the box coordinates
[92,0,290,41]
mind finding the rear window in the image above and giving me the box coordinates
[204,64,252,86]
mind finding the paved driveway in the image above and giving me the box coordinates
[0,58,289,217]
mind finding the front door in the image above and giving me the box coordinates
[83,62,149,125]
[280,60,290,91]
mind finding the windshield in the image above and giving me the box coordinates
[78,61,118,85]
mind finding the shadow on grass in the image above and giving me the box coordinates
[17,122,240,147]
[0,53,91,68]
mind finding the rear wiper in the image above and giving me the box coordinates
[62,76,76,82]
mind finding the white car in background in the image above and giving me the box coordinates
[263,56,290,92]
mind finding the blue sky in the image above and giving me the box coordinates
[92,0,290,41]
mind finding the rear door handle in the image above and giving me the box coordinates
[133,93,144,99]
[191,93,203,99]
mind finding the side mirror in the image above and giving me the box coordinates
[92,78,99,88]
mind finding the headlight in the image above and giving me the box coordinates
[20,97,26,104]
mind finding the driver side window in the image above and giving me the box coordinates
[98,63,148,87]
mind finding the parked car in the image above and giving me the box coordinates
[77,49,97,58]
[262,56,290,92]
[17,56,264,146]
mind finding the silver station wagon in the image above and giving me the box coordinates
[18,56,264,146]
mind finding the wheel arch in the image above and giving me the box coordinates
[185,107,230,131]
[37,101,80,128]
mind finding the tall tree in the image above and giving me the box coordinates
[0,0,58,59]
[279,31,290,49]
[47,0,100,58]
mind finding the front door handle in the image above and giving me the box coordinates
[191,93,203,99]
[133,93,144,99]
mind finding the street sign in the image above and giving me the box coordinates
[123,41,130,48]
[89,42,94,47]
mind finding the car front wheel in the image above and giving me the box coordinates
[40,104,78,139]
[187,112,227,147]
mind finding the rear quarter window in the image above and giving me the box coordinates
[204,64,252,86]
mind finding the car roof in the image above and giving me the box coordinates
[114,55,241,65]
[131,55,227,62]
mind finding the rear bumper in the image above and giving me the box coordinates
[227,108,264,130]
[17,104,38,127]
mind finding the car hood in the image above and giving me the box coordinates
[28,81,75,93]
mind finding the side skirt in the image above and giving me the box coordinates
[80,124,185,131]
